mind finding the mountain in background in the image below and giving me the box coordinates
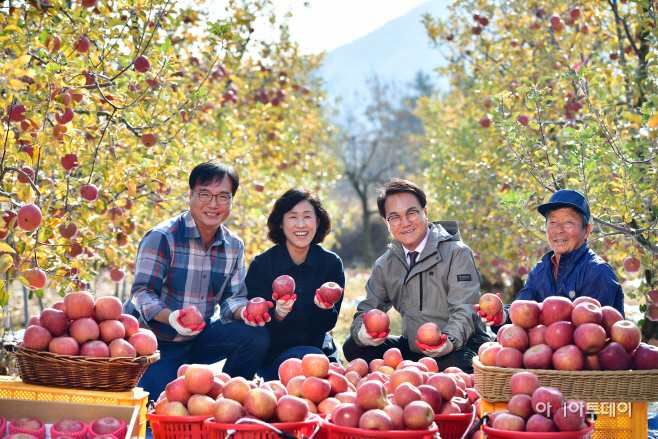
[317,0,450,114]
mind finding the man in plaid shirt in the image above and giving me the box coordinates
[124,161,270,399]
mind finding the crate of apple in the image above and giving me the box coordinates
[10,291,160,391]
[7,416,124,439]
[475,297,658,402]
[481,371,595,437]
[50,418,88,439]
[277,351,478,438]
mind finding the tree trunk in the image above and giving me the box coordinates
[358,189,374,265]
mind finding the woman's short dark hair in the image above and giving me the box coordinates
[376,179,427,218]
[189,161,240,196]
[267,187,332,245]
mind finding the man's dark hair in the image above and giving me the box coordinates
[189,161,239,195]
[267,187,332,245]
[545,207,590,229]
[376,179,427,218]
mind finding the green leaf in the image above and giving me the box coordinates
[528,121,540,130]
[537,76,552,86]
[163,37,171,52]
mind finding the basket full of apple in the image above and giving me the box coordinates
[151,348,482,439]
[3,416,127,439]
[6,291,160,392]
[473,294,658,402]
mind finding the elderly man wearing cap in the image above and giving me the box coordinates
[484,189,625,328]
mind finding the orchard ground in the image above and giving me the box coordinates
[4,268,651,363]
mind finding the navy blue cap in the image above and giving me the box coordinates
[537,190,590,222]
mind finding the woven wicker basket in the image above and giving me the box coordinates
[5,342,159,392]
[473,357,658,402]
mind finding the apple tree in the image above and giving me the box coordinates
[417,1,657,329]
[0,0,337,312]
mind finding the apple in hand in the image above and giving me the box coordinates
[479,293,503,316]
[245,298,271,319]
[318,282,342,304]
[180,305,204,326]
[272,275,295,298]
[363,309,389,334]
[416,322,442,346]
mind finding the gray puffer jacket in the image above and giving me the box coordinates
[350,222,490,354]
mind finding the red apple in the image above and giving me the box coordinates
[261,380,287,400]
[73,35,91,53]
[7,104,27,123]
[286,376,305,397]
[212,398,245,423]
[80,340,109,357]
[418,357,438,373]
[598,342,631,370]
[206,378,224,399]
[53,419,84,434]
[59,222,78,239]
[383,404,405,430]
[363,309,390,334]
[359,409,393,430]
[17,204,42,232]
[383,348,404,369]
[573,296,601,308]
[335,392,357,404]
[416,322,442,346]
[302,353,330,378]
[403,400,434,430]
[222,377,251,404]
[584,353,600,370]
[528,325,548,347]
[276,395,309,422]
[509,300,541,329]
[39,308,67,336]
[80,184,98,201]
[27,315,40,327]
[94,296,123,322]
[492,413,525,431]
[119,314,140,338]
[541,296,573,325]
[552,345,584,371]
[496,347,523,368]
[329,362,345,375]
[11,418,43,431]
[633,343,658,370]
[272,275,295,297]
[301,376,331,404]
[185,364,215,394]
[108,338,136,357]
[553,400,587,431]
[480,345,502,366]
[545,321,575,350]
[499,325,529,352]
[610,320,642,352]
[389,368,422,393]
[526,414,557,432]
[571,303,602,326]
[110,268,125,283]
[346,358,369,377]
[186,394,214,416]
[600,306,624,336]
[531,387,564,418]
[438,401,461,414]
[394,382,421,408]
[48,336,79,356]
[573,323,606,353]
[326,371,349,395]
[369,358,384,373]
[479,293,503,315]
[318,397,341,415]
[522,344,553,369]
[427,374,456,401]
[332,404,364,427]
[133,56,151,73]
[140,133,158,148]
[92,417,121,435]
[69,317,99,344]
[355,380,387,410]
[509,371,540,396]
[244,388,277,420]
[508,394,533,420]
[279,358,304,386]
[623,257,641,274]
[180,305,204,326]
[318,282,342,304]
[245,298,271,319]
[17,166,35,184]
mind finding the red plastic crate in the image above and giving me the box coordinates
[204,417,318,439]
[434,413,476,439]
[482,421,595,439]
[147,411,212,439]
[319,418,439,439]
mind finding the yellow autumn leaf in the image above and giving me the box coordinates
[0,244,15,254]
[649,115,658,129]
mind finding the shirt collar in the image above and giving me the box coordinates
[545,242,590,268]
[183,211,225,246]
[278,243,319,270]
[403,227,430,259]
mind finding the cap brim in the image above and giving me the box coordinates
[537,201,588,218]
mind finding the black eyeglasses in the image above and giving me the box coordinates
[191,189,232,205]
[386,209,421,227]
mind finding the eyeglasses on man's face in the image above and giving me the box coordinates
[191,189,232,205]
[386,209,421,227]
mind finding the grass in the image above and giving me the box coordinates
[331,268,402,363]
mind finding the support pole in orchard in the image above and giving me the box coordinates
[121,279,127,303]
[22,286,28,329]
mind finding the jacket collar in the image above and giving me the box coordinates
[542,242,590,269]
[277,243,319,270]
[182,211,225,246]
[389,223,452,265]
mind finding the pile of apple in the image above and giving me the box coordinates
[485,371,591,433]
[6,416,125,439]
[21,291,158,358]
[477,294,658,371]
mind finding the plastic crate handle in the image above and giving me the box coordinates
[224,418,299,439]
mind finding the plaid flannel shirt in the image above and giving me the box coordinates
[123,211,248,342]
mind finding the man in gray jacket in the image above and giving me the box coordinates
[342,179,490,373]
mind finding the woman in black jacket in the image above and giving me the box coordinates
[246,187,345,381]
